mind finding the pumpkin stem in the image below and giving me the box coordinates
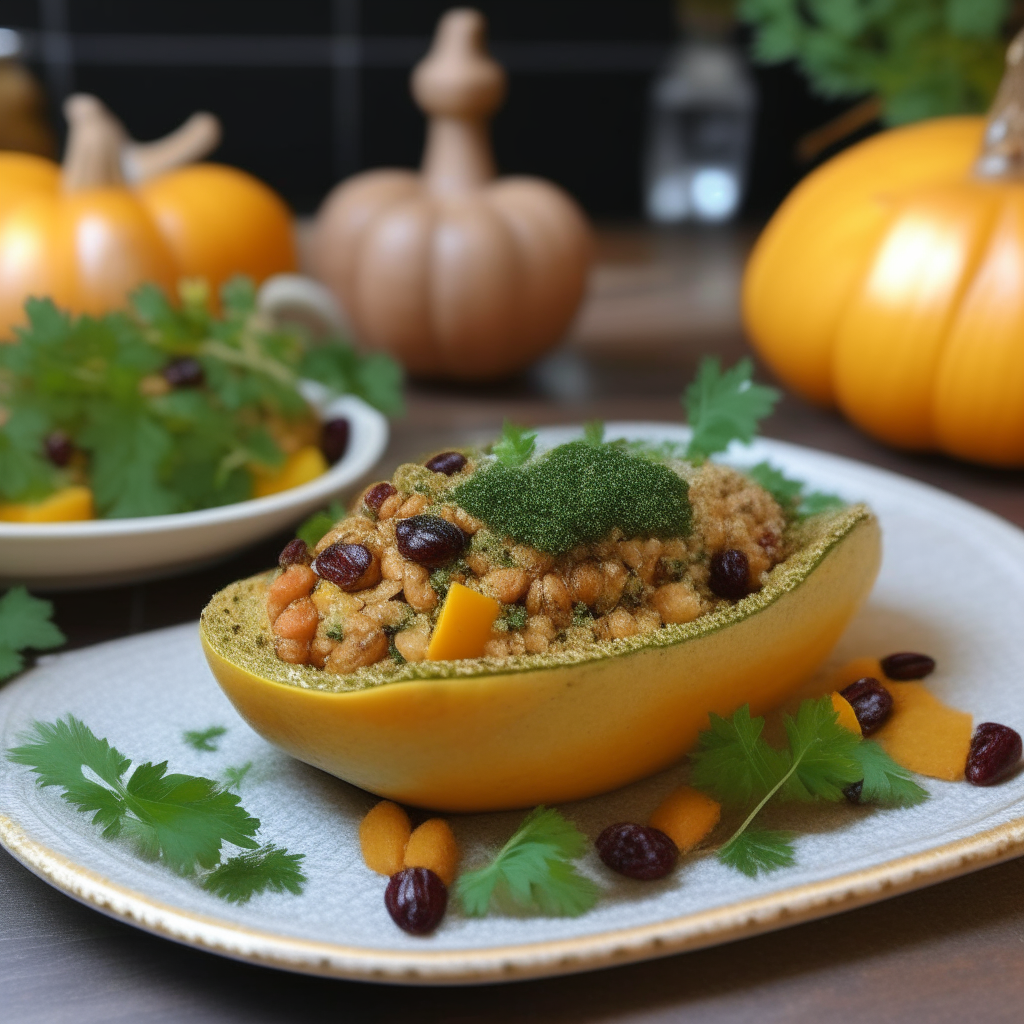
[61,94,126,192]
[976,27,1024,180]
[123,111,221,183]
[412,8,507,195]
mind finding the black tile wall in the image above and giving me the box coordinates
[4,0,852,217]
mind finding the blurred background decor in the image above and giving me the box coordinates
[311,8,592,381]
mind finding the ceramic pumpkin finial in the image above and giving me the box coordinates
[310,7,592,381]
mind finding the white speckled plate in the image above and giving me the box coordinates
[1,425,1023,985]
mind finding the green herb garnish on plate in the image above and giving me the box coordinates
[8,716,305,902]
[0,586,65,682]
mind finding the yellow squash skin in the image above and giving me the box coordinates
[201,506,880,812]
[743,116,1024,467]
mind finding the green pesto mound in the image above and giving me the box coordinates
[201,503,872,695]
[449,440,692,554]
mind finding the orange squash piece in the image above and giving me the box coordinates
[874,682,972,781]
[831,691,862,735]
[426,581,501,661]
[403,818,460,886]
[649,785,721,853]
[359,800,411,876]
[252,445,328,498]
[0,485,95,522]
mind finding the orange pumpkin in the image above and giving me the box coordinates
[311,10,591,381]
[743,32,1024,467]
[0,151,59,223]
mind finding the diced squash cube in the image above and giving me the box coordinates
[831,691,862,735]
[426,582,501,661]
[649,785,721,853]
[874,682,972,781]
[253,445,328,498]
[0,485,95,522]
[403,818,460,886]
[359,800,411,876]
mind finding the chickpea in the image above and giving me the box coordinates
[363,598,410,629]
[597,607,639,640]
[526,573,572,629]
[507,632,527,656]
[377,492,404,521]
[450,506,482,535]
[403,562,438,613]
[396,493,431,519]
[481,567,530,604]
[484,637,510,658]
[267,564,316,623]
[465,551,491,577]
[309,635,336,668]
[380,547,406,581]
[566,561,603,607]
[594,560,628,614]
[526,614,556,640]
[511,544,555,579]
[325,628,389,674]
[651,582,702,624]
[273,596,319,643]
[633,608,662,634]
[394,620,431,662]
[275,637,310,664]
[523,630,550,654]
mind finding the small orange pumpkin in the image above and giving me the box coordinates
[743,31,1024,467]
[311,9,591,381]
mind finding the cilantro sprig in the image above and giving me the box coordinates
[683,357,781,463]
[746,462,845,520]
[182,725,227,753]
[0,587,65,682]
[491,421,537,468]
[457,806,599,917]
[8,716,305,902]
[691,697,928,877]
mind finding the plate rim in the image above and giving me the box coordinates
[4,423,1024,985]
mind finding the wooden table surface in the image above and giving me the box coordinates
[5,226,1024,1023]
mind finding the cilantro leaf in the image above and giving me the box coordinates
[457,806,599,918]
[690,705,791,805]
[683,358,780,462]
[202,844,306,903]
[182,726,227,753]
[779,697,862,802]
[718,829,796,877]
[853,741,929,807]
[222,762,253,793]
[0,587,65,682]
[295,500,344,549]
[491,421,537,468]
[798,491,847,517]
[746,462,845,520]
[7,717,262,878]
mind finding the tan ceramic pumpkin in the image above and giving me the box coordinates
[310,8,592,381]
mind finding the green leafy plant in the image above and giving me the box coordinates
[0,587,65,682]
[222,762,253,793]
[491,421,537,468]
[691,697,928,876]
[295,500,344,549]
[182,725,227,752]
[683,358,781,463]
[739,0,1009,125]
[0,278,403,516]
[7,716,305,900]
[457,806,600,917]
[746,462,845,519]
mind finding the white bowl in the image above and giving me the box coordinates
[0,392,389,590]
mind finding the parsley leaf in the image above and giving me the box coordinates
[295,500,344,549]
[0,587,65,682]
[457,806,599,918]
[692,696,928,877]
[222,762,253,793]
[491,421,537,468]
[7,717,272,878]
[746,462,845,520]
[853,741,929,807]
[683,358,780,462]
[202,844,306,903]
[182,726,227,753]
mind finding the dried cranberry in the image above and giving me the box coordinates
[395,515,466,568]
[162,356,204,388]
[708,549,750,601]
[313,542,376,591]
[843,780,863,805]
[320,417,350,464]
[880,652,935,680]
[965,723,1022,786]
[425,451,467,476]
[384,868,448,935]
[44,431,73,467]
[596,823,677,881]
[364,482,396,511]
[278,538,311,567]
[840,677,894,736]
